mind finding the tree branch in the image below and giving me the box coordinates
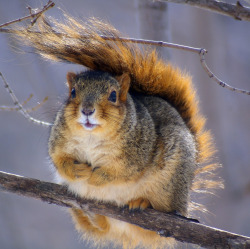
[0,72,52,126]
[0,171,249,248]
[160,0,250,21]
[0,0,55,28]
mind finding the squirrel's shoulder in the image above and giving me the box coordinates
[130,91,187,129]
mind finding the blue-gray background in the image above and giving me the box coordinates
[0,0,250,248]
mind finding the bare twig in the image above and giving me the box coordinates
[160,0,250,21]
[0,94,33,111]
[0,94,49,112]
[0,0,55,28]
[104,36,203,54]
[26,96,49,113]
[199,49,250,95]
[0,170,249,248]
[0,72,52,126]
[20,94,34,107]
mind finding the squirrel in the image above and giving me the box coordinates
[12,15,222,249]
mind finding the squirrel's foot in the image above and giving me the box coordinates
[127,198,151,212]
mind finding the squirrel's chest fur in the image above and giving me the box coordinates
[65,133,115,168]
[59,132,147,205]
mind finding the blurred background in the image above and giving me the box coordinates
[0,0,249,248]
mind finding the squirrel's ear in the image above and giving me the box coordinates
[116,73,130,102]
[66,72,77,97]
[66,72,77,89]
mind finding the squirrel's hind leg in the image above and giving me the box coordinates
[70,208,110,236]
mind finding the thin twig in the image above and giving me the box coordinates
[0,95,49,113]
[199,49,250,95]
[103,36,203,54]
[160,0,250,21]
[0,0,55,28]
[0,72,52,126]
[0,171,250,248]
[26,96,49,112]
[21,94,33,107]
[0,94,33,111]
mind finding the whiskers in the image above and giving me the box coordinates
[63,105,79,121]
[101,109,121,127]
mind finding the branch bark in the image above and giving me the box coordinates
[160,0,250,21]
[0,171,250,248]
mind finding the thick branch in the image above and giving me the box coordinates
[0,171,249,248]
[160,0,250,21]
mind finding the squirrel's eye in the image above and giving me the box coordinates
[71,88,76,99]
[108,91,117,103]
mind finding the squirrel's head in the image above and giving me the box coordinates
[65,70,130,135]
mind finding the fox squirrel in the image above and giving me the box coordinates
[13,15,221,248]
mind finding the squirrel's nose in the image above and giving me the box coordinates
[82,108,95,116]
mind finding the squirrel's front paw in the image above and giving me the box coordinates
[128,198,151,211]
[72,161,92,179]
[87,167,111,186]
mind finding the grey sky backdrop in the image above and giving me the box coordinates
[0,0,250,248]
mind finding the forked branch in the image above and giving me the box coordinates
[0,72,52,126]
[0,0,55,28]
[0,93,48,113]
[0,171,250,248]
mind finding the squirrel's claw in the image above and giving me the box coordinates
[128,198,151,212]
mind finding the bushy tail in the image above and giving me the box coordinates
[12,14,223,208]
